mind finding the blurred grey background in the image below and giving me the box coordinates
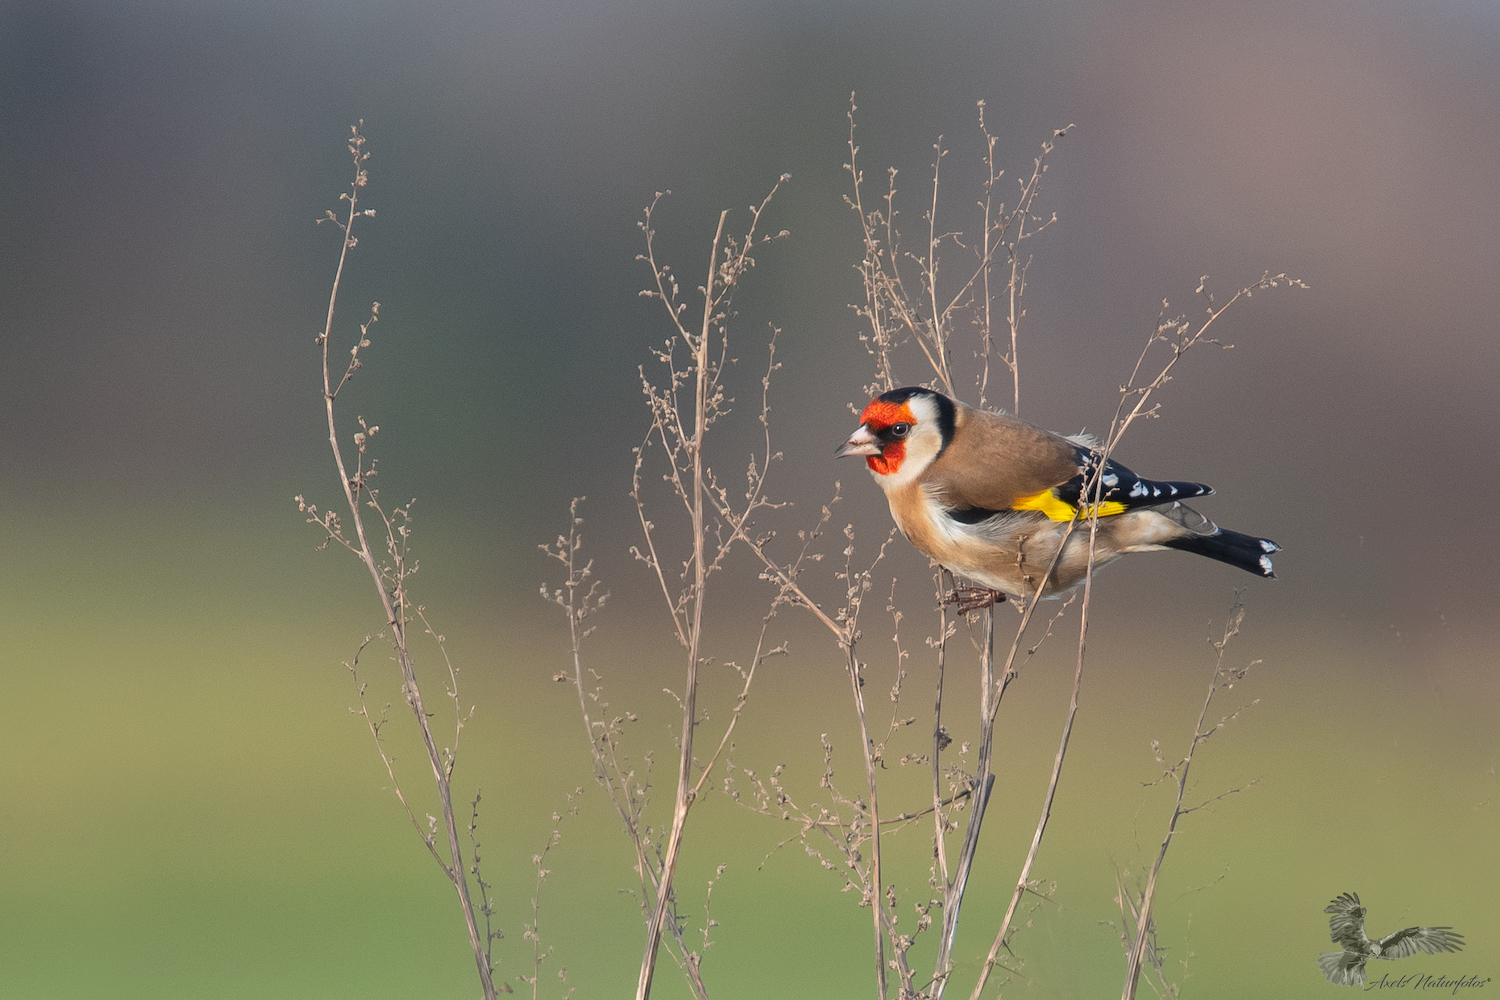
[5,1,1498,625]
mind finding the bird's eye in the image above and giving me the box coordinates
[892,422,910,437]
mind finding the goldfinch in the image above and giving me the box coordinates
[836,387,1279,602]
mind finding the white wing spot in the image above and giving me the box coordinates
[1103,473,1119,487]
[1130,482,1148,498]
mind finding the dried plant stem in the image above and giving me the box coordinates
[545,504,714,1000]
[310,125,496,1000]
[842,101,1297,998]
[920,511,1077,1000]
[552,501,655,897]
[1000,129,1061,417]
[634,209,724,1000]
[976,322,1211,996]
[976,112,999,413]
[930,575,953,891]
[714,515,915,999]
[922,138,956,396]
[627,178,788,999]
[968,519,1095,1000]
[965,275,1295,997]
[348,642,447,865]
[845,642,890,1000]
[1122,603,1250,1000]
[848,104,1084,998]
[931,607,995,988]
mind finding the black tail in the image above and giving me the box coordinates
[1163,526,1280,578]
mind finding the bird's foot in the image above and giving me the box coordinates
[944,587,1007,612]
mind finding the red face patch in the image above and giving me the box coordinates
[858,398,916,476]
[867,443,905,475]
[860,398,915,430]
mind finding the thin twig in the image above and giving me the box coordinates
[302,123,497,1000]
[629,179,789,1000]
[1122,601,1255,1000]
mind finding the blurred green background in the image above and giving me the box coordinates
[2,0,1496,997]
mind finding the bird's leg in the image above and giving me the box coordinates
[944,586,1007,613]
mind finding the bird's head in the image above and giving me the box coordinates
[836,387,954,487]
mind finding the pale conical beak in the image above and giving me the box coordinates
[835,423,881,458]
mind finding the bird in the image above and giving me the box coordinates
[1318,891,1464,986]
[835,386,1280,605]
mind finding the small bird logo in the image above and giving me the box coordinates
[837,387,1279,605]
[1319,892,1464,986]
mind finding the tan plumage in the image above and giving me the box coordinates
[837,387,1279,600]
[915,404,1082,510]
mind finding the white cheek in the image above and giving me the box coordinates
[876,460,924,490]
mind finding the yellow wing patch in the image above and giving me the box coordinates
[1013,490,1127,522]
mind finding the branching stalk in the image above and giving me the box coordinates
[304,123,497,1000]
[1122,602,1255,1000]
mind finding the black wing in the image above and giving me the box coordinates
[1055,450,1214,513]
